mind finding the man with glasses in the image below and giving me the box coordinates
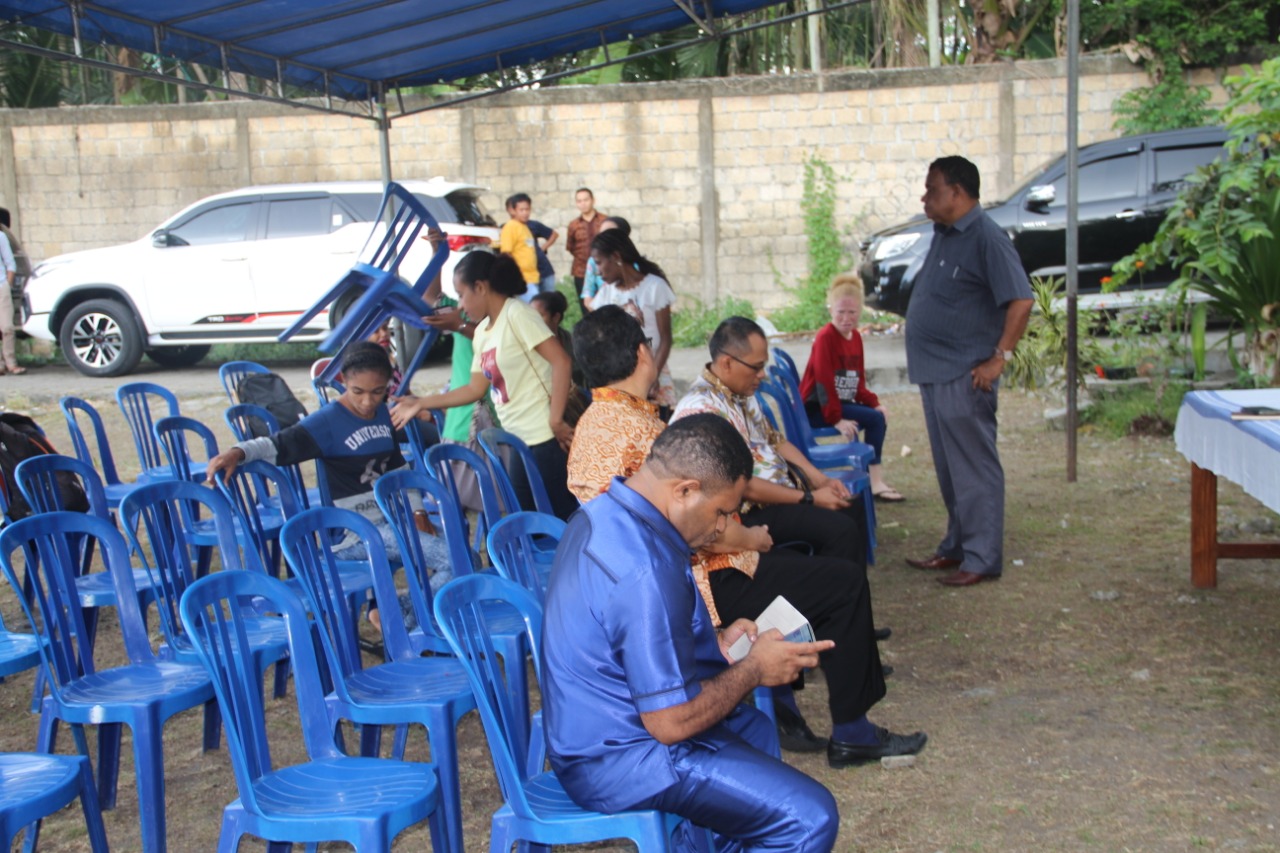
[670,317,925,767]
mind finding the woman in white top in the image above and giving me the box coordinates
[590,230,676,416]
[391,251,579,519]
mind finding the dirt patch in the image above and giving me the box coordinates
[2,388,1279,851]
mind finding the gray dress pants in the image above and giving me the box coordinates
[919,374,1005,576]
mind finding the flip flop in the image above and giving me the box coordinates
[8,367,26,375]
[873,488,906,503]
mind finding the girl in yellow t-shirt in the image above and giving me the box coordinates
[391,251,579,519]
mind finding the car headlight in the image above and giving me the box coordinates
[29,258,74,280]
[872,233,923,261]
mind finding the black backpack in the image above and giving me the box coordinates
[0,412,91,520]
[236,373,308,436]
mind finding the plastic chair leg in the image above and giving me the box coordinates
[131,717,168,853]
[271,658,290,700]
[96,723,122,810]
[77,755,111,853]
[424,705,464,853]
[202,698,222,752]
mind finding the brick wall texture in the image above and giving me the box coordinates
[0,56,1242,312]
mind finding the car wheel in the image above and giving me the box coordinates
[391,318,450,377]
[58,298,145,378]
[147,344,212,368]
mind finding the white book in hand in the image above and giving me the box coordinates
[726,595,815,662]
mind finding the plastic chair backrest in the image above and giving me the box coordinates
[433,574,544,818]
[153,415,218,483]
[425,442,505,544]
[14,454,111,520]
[486,512,566,602]
[0,513,155,697]
[373,468,473,636]
[224,403,280,443]
[59,396,125,489]
[120,481,249,655]
[772,347,801,385]
[309,358,342,406]
[767,366,821,447]
[755,379,800,442]
[280,508,415,685]
[215,460,298,571]
[116,382,182,474]
[478,428,552,516]
[219,361,271,405]
[180,570,339,815]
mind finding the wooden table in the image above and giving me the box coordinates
[1174,390,1280,588]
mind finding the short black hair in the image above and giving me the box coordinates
[573,305,647,387]
[603,215,630,237]
[647,413,753,491]
[454,250,528,299]
[0,208,9,229]
[575,187,594,199]
[341,340,393,380]
[505,192,532,210]
[708,316,765,360]
[930,155,981,200]
[531,290,568,320]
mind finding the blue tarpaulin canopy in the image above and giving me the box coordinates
[0,0,815,114]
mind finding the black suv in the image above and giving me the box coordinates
[859,126,1229,316]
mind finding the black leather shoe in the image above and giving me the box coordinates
[874,627,891,641]
[827,727,928,768]
[882,665,894,678]
[775,704,828,753]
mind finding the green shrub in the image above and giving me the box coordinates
[672,295,757,349]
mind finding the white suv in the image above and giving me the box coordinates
[23,179,498,377]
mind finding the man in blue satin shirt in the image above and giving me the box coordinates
[542,414,840,852]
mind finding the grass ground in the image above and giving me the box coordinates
[1,387,1278,852]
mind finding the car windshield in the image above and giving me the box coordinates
[445,190,496,227]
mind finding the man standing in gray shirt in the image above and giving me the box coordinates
[904,156,1033,586]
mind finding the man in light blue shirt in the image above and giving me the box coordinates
[542,414,839,852]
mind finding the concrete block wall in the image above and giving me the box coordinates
[0,55,1244,314]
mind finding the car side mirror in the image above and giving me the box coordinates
[1024,185,1055,210]
[151,229,187,248]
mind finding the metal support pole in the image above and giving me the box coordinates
[806,0,823,76]
[377,98,393,186]
[927,0,941,67]
[1065,0,1080,482]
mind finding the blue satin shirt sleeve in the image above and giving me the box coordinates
[608,568,703,715]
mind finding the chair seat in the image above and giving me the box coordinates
[0,630,43,678]
[164,616,289,662]
[0,752,83,802]
[413,601,527,655]
[244,756,437,823]
[495,771,677,841]
[56,661,213,714]
[75,569,160,608]
[341,658,472,707]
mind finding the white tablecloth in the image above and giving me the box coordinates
[1174,389,1280,514]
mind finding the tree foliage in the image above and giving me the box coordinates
[1111,57,1280,383]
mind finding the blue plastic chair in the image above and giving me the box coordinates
[375,467,532,730]
[211,457,293,579]
[14,454,161,652]
[486,511,567,601]
[478,427,554,516]
[434,574,693,852]
[120,480,291,702]
[218,360,271,404]
[0,512,217,853]
[280,183,448,394]
[0,753,109,853]
[426,442,507,554]
[116,382,194,483]
[59,396,140,509]
[224,404,325,510]
[279,507,475,853]
[767,366,875,469]
[179,570,446,852]
[0,608,41,682]
[772,346,801,387]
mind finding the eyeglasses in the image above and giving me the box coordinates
[717,350,767,373]
[644,337,654,350]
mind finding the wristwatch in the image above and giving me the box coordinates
[994,347,1014,362]
[799,488,814,505]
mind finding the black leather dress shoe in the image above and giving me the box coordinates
[882,665,894,678]
[827,727,928,768]
[775,704,828,753]
[874,627,891,641]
